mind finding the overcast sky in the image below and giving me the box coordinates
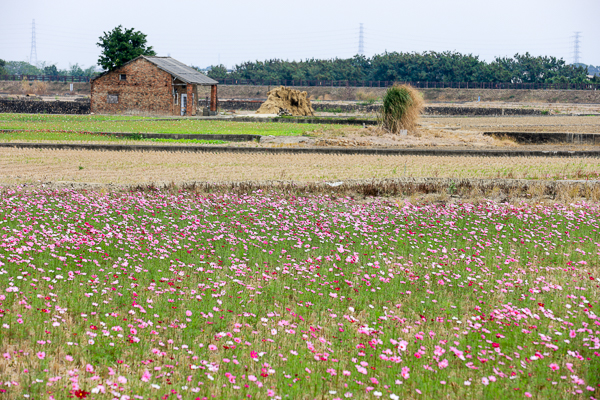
[1,0,599,71]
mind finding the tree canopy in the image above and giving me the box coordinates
[207,52,592,84]
[2,60,98,77]
[0,59,7,76]
[205,64,229,80]
[96,25,156,71]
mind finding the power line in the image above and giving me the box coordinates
[29,19,37,67]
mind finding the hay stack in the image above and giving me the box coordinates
[380,84,424,133]
[256,86,314,116]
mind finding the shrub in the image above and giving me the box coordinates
[32,81,48,95]
[379,84,423,133]
[20,78,31,94]
[356,90,378,103]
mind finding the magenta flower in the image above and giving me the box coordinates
[141,370,152,382]
[401,367,410,379]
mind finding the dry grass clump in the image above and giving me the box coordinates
[20,78,31,94]
[32,81,48,95]
[379,84,424,133]
[356,90,379,102]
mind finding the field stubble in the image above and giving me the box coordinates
[1,148,600,185]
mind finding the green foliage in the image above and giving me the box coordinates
[206,64,229,80]
[4,61,41,75]
[0,59,7,75]
[96,25,156,71]
[213,52,590,84]
[42,64,59,76]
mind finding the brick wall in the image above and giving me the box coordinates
[91,58,175,116]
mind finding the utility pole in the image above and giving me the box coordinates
[358,23,364,56]
[30,19,37,67]
[572,31,581,64]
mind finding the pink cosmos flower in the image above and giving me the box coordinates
[566,363,574,373]
[186,310,192,317]
[86,364,94,373]
[208,344,217,351]
[569,330,576,338]
[549,363,559,371]
[250,351,258,359]
[141,370,152,382]
[36,352,45,359]
[401,367,410,379]
[397,340,408,352]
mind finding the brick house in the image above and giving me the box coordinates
[90,56,218,116]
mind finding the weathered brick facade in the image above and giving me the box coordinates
[90,57,202,116]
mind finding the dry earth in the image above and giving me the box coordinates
[1,147,599,186]
[259,115,600,148]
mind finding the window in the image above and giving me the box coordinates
[119,74,126,81]
[174,93,178,105]
[107,94,119,104]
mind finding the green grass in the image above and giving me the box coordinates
[0,113,350,137]
[0,129,229,145]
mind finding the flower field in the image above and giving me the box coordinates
[0,189,599,399]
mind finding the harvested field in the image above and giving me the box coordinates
[421,115,600,134]
[1,148,600,185]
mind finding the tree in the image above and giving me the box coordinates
[43,64,59,76]
[206,64,229,80]
[0,59,7,76]
[4,61,41,75]
[96,25,156,71]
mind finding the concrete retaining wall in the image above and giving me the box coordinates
[0,99,90,114]
[195,85,600,104]
[209,100,542,116]
[0,98,545,117]
[484,132,600,145]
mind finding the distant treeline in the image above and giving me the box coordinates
[0,60,99,78]
[204,52,599,84]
